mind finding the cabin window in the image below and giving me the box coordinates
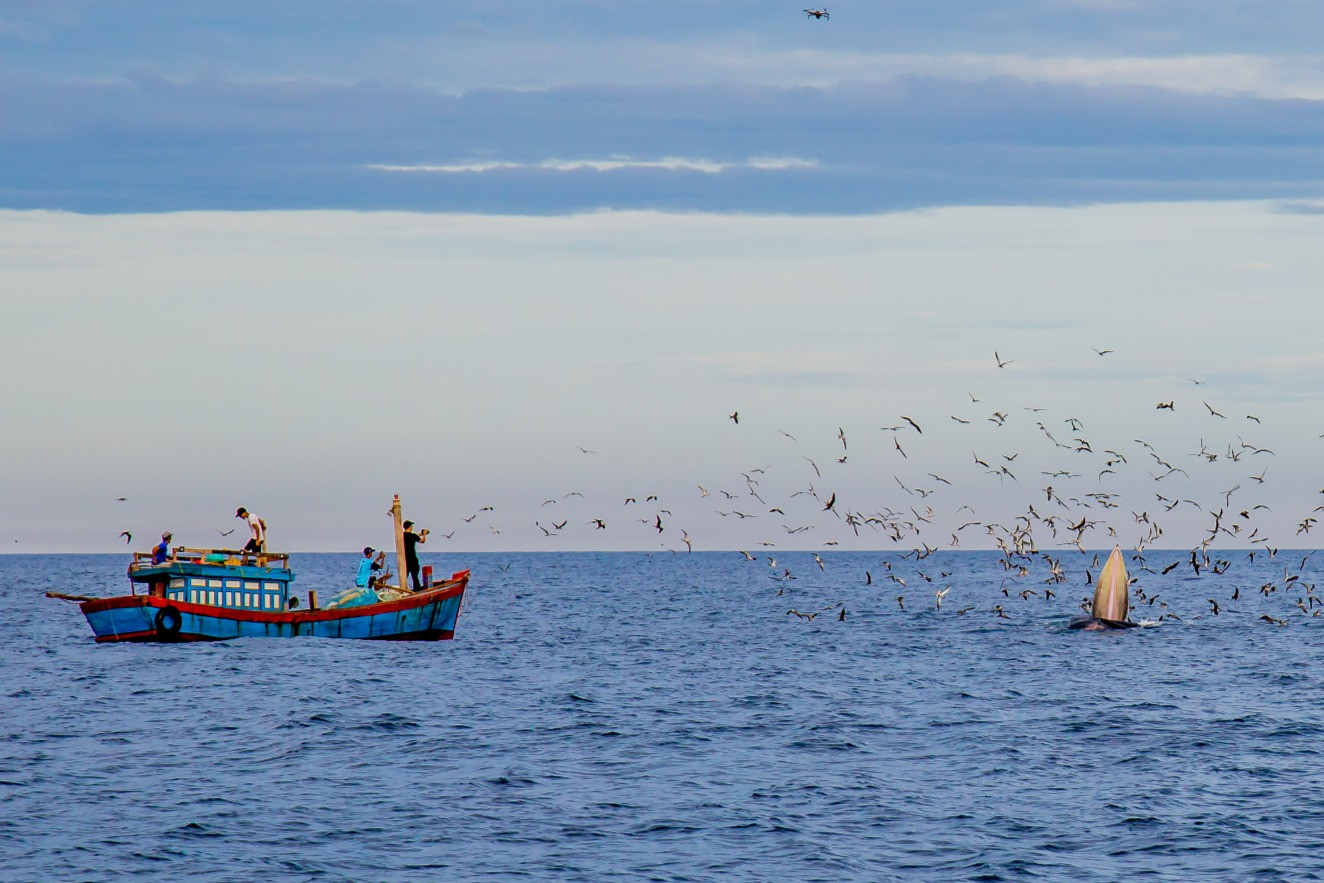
[191,578,206,587]
[264,582,279,592]
[244,581,260,591]
[189,590,198,603]
[224,592,232,606]
[225,580,240,589]
[208,579,222,589]
[170,578,185,589]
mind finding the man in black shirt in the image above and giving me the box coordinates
[403,520,429,590]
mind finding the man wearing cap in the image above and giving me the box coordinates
[152,531,173,565]
[235,507,265,553]
[356,547,386,589]
[403,521,429,590]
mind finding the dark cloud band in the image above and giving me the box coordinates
[3,74,1323,214]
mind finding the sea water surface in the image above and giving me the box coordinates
[4,550,1324,881]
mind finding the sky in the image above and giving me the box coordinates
[2,2,1323,554]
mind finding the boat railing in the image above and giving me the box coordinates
[128,547,290,572]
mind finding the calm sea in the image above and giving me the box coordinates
[4,550,1324,882]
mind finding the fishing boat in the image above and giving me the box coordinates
[52,495,468,643]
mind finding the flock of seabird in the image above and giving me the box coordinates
[485,347,1321,627]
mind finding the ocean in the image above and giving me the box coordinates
[4,550,1324,881]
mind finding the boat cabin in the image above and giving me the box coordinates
[128,547,296,612]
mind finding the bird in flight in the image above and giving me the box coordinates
[119,531,132,544]
[1092,348,1114,356]
[994,351,1014,368]
[804,8,829,19]
[218,528,235,537]
[729,411,739,424]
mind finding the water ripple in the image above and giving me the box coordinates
[6,551,1324,880]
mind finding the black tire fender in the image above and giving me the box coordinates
[154,605,182,638]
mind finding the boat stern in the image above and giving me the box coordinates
[78,596,209,643]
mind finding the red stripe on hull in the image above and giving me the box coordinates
[93,627,454,643]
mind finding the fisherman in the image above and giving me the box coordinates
[235,507,266,554]
[403,520,429,590]
[356,547,385,589]
[152,531,173,565]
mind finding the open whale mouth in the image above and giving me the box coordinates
[1068,616,1137,630]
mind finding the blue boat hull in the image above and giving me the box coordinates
[78,577,467,643]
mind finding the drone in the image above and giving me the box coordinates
[804,8,829,19]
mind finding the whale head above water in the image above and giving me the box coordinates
[1069,546,1136,630]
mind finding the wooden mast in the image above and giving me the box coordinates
[392,494,408,592]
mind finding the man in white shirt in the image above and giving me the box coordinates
[235,507,266,553]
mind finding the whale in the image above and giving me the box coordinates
[1068,546,1137,630]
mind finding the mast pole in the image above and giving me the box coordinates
[392,494,408,592]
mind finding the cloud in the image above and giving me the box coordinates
[1273,200,1324,215]
[370,156,818,174]
[3,72,1324,214]
[8,2,1324,97]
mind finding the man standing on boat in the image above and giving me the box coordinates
[403,520,428,590]
[152,531,173,565]
[236,507,266,554]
